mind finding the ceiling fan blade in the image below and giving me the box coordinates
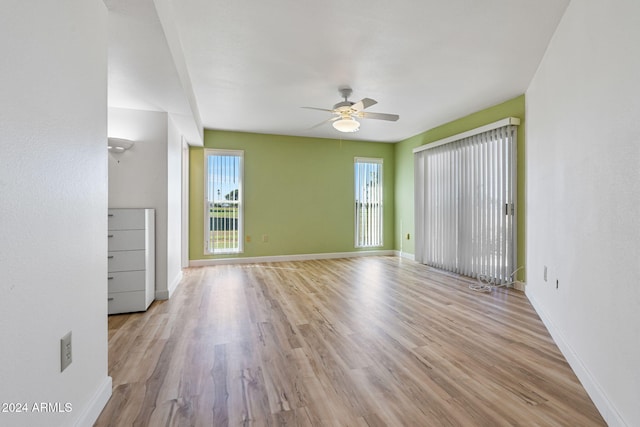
[359,111,400,121]
[308,116,339,130]
[301,106,335,112]
[352,98,377,112]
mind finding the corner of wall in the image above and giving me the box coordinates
[157,270,184,300]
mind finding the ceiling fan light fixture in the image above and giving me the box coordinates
[332,117,360,133]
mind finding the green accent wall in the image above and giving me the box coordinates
[190,130,395,259]
[393,95,526,280]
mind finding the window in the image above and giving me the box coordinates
[354,157,383,247]
[204,149,244,254]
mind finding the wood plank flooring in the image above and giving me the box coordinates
[95,256,605,426]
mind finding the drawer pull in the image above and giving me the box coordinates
[108,214,114,217]
[108,276,114,280]
[107,255,114,259]
[108,298,114,301]
[108,234,114,238]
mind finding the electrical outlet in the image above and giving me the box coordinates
[544,266,547,281]
[262,234,269,243]
[60,331,72,372]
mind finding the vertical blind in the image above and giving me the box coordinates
[355,157,383,247]
[414,120,518,284]
[205,149,244,254]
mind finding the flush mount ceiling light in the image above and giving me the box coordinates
[332,116,360,133]
[107,137,134,152]
[302,86,399,133]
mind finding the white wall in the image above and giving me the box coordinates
[0,1,111,426]
[526,1,640,425]
[108,108,171,299]
[166,115,184,295]
[181,137,191,268]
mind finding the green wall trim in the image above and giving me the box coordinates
[190,131,395,260]
[393,95,526,281]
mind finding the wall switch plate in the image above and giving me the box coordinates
[60,331,72,372]
[246,235,251,243]
[262,234,269,243]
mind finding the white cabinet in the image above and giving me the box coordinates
[107,208,155,314]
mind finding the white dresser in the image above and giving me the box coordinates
[107,208,155,314]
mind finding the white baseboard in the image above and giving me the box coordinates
[394,250,415,261]
[525,290,625,426]
[74,375,112,427]
[189,250,395,267]
[167,270,183,298]
[155,270,184,300]
[167,270,183,299]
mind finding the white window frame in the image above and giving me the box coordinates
[204,149,244,254]
[354,157,384,248]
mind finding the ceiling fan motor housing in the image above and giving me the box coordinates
[338,86,353,99]
[333,100,355,110]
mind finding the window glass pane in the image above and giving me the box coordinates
[205,149,243,254]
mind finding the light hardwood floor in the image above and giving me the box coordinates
[95,256,605,426]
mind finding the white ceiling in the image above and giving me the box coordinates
[105,0,570,143]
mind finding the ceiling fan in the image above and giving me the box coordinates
[302,87,399,133]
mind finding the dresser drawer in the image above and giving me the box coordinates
[107,229,146,251]
[108,209,147,230]
[108,291,148,315]
[108,250,146,272]
[108,270,146,293]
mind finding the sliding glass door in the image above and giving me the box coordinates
[414,122,518,284]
